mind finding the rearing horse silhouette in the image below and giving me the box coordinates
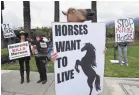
[75,43,101,95]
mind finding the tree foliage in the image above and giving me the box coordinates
[34,27,52,38]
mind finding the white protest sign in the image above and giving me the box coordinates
[8,41,31,60]
[115,18,135,42]
[1,23,16,38]
[52,22,106,95]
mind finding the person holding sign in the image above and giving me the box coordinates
[16,31,32,84]
[115,18,134,66]
[32,35,50,84]
[50,8,107,62]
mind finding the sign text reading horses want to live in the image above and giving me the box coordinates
[52,23,106,95]
[115,18,135,42]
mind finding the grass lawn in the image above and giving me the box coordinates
[105,45,139,78]
[1,57,54,73]
[1,45,139,78]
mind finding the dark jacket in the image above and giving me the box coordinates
[35,39,50,58]
[117,42,128,47]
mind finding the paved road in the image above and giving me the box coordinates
[1,70,139,95]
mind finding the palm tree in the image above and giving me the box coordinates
[91,1,97,22]
[23,1,32,38]
[1,1,5,48]
[54,1,59,22]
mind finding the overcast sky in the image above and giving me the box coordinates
[2,1,139,29]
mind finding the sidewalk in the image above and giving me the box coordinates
[1,70,139,95]
[1,70,55,95]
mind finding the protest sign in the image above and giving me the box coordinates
[8,41,30,60]
[52,22,106,95]
[115,18,135,42]
[1,23,16,38]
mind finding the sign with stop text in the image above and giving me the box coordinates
[8,41,31,60]
[52,22,106,95]
[115,18,135,42]
[1,23,16,38]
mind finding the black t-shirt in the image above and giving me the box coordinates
[35,39,49,55]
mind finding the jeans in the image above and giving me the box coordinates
[118,45,128,64]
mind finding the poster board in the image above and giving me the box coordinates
[8,41,30,60]
[52,22,106,95]
[115,18,135,42]
[1,23,16,38]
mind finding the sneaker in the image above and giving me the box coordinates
[120,64,123,66]
[37,80,43,83]
[125,64,129,66]
[42,80,47,84]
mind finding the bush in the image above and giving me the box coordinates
[1,48,9,64]
[1,48,8,56]
[106,43,114,48]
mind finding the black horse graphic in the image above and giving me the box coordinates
[75,43,101,95]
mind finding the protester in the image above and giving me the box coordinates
[117,42,128,66]
[32,35,49,84]
[16,31,32,84]
[42,36,51,72]
[50,8,107,62]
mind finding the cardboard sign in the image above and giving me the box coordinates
[115,18,135,42]
[1,23,16,38]
[40,42,47,48]
[52,22,106,95]
[8,41,31,60]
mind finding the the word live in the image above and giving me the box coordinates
[57,69,74,84]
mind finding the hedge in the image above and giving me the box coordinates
[1,48,8,56]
